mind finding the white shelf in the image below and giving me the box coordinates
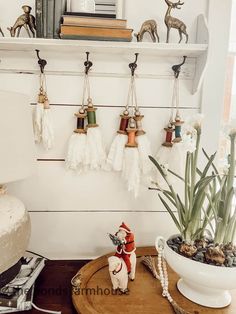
[0,37,208,57]
[0,15,209,94]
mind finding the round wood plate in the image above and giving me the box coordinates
[72,246,236,314]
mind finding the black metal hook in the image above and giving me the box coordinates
[35,49,47,74]
[129,53,139,76]
[84,52,93,74]
[172,56,187,78]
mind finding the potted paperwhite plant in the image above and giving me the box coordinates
[150,116,236,308]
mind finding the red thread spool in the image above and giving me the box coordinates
[117,110,130,134]
[162,124,174,147]
[166,130,173,142]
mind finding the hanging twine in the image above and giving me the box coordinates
[38,73,50,109]
[116,77,134,135]
[81,72,98,128]
[127,74,145,136]
[170,77,179,124]
[132,76,145,136]
[73,73,89,134]
[125,75,139,147]
[170,77,184,142]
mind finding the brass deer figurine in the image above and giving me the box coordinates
[8,5,36,37]
[134,20,160,43]
[164,0,188,43]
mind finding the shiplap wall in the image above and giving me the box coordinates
[0,0,213,259]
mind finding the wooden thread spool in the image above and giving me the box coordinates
[38,87,45,104]
[86,98,98,128]
[117,110,130,134]
[74,110,87,134]
[134,112,145,136]
[172,116,184,143]
[126,118,138,148]
[43,94,50,109]
[162,124,174,147]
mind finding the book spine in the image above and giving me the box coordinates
[0,298,17,309]
[64,12,116,18]
[47,0,55,38]
[95,0,116,3]
[35,0,43,38]
[42,0,47,38]
[0,308,20,313]
[60,34,132,41]
[94,10,115,15]
[62,18,126,28]
[54,0,66,38]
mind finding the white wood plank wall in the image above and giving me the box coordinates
[0,0,210,259]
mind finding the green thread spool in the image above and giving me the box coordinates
[87,107,98,128]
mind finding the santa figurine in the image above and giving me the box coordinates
[109,222,136,276]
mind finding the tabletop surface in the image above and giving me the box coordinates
[18,251,236,314]
[72,247,236,314]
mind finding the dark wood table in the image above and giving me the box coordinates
[21,256,236,314]
[21,260,89,314]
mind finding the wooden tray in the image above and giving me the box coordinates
[72,247,236,314]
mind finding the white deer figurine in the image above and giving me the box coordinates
[108,253,136,293]
[164,0,188,43]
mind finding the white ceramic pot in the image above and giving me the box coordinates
[155,235,236,308]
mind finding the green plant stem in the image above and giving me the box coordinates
[228,134,236,193]
[189,130,201,233]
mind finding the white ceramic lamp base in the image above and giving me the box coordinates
[177,278,231,308]
[0,194,31,276]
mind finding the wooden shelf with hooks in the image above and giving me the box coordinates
[0,15,209,94]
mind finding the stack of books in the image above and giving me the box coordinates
[35,0,67,38]
[0,257,45,313]
[60,14,133,41]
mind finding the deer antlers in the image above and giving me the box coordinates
[165,0,184,9]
